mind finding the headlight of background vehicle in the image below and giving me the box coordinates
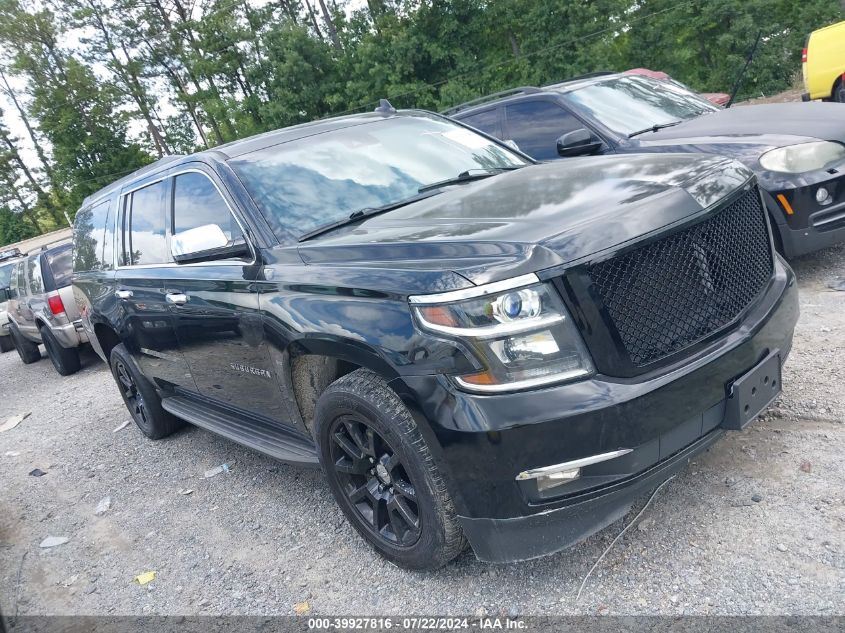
[410,275,594,392]
[759,141,845,174]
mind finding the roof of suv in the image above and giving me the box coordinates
[80,110,423,209]
[442,72,621,116]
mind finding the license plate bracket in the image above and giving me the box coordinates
[723,350,782,430]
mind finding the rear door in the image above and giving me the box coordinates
[164,166,288,422]
[7,260,30,334]
[114,176,195,392]
[16,256,43,340]
[73,196,118,357]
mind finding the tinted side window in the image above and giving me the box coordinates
[11,263,25,298]
[123,181,167,266]
[460,109,500,138]
[73,199,112,272]
[172,172,242,241]
[27,256,44,295]
[0,262,13,289]
[46,244,73,288]
[505,101,585,160]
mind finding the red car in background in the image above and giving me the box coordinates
[624,68,730,106]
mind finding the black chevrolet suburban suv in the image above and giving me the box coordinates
[73,109,799,570]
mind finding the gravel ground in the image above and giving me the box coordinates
[0,245,843,618]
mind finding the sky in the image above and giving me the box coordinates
[0,0,368,181]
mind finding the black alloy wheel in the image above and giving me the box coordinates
[315,369,466,570]
[115,357,150,428]
[108,343,184,439]
[329,415,421,547]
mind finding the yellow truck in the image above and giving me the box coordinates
[802,20,845,102]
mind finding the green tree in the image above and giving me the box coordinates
[0,205,37,245]
[0,0,151,221]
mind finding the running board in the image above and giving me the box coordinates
[161,395,319,466]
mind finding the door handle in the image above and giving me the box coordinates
[165,292,188,306]
[115,290,133,299]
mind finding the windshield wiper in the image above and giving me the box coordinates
[628,121,683,138]
[298,190,442,242]
[417,167,523,194]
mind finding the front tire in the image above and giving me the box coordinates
[40,326,81,376]
[315,369,466,570]
[835,82,845,104]
[10,324,41,364]
[109,343,185,439]
[0,335,13,353]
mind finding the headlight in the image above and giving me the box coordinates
[409,274,594,392]
[759,141,845,173]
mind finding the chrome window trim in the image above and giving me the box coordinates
[408,273,540,305]
[117,177,167,269]
[114,167,257,270]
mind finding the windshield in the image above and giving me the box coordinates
[229,114,528,243]
[0,262,14,288]
[559,76,719,137]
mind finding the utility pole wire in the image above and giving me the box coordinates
[575,474,677,603]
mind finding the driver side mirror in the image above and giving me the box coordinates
[0,287,10,301]
[171,224,250,263]
[556,128,603,157]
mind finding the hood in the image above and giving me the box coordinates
[634,102,845,188]
[645,103,845,143]
[297,154,752,286]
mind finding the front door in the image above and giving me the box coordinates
[164,168,288,423]
[114,176,195,392]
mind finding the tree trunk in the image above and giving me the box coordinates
[114,38,172,156]
[278,0,300,24]
[0,133,48,201]
[155,52,212,148]
[4,178,44,232]
[172,0,238,140]
[0,68,56,183]
[508,30,521,58]
[303,0,324,39]
[317,0,342,50]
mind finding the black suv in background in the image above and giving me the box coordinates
[73,109,798,569]
[447,73,845,258]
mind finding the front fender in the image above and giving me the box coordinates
[257,277,475,380]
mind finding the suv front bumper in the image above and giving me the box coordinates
[396,257,798,562]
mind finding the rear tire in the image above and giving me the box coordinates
[835,82,845,103]
[10,324,41,364]
[0,335,13,353]
[315,369,466,570]
[109,343,185,439]
[40,326,81,376]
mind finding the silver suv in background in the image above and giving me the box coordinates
[6,243,89,375]
[0,256,25,353]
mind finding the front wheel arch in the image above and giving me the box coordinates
[834,76,845,103]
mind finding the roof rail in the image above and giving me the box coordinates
[441,86,542,115]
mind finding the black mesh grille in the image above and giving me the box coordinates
[587,187,773,366]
